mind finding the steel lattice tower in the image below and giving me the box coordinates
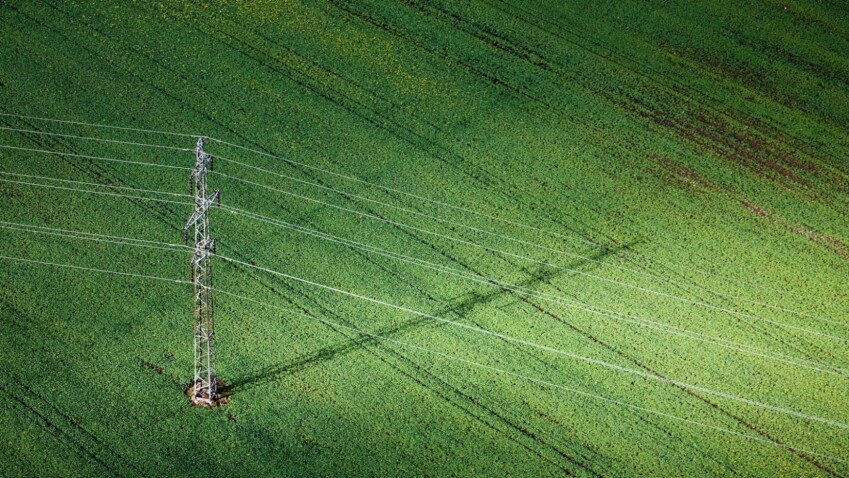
[184,137,220,406]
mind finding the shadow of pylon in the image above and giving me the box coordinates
[226,240,635,392]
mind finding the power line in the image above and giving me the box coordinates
[0,253,189,284]
[8,135,811,323]
[208,136,603,247]
[0,171,191,198]
[2,167,842,364]
[0,143,191,170]
[0,220,190,249]
[0,248,841,463]
[214,287,847,465]
[0,136,842,382]
[0,112,202,138]
[214,155,841,325]
[206,136,845,309]
[0,115,820,305]
[0,177,194,207]
[0,126,192,151]
[214,175,846,340]
[2,113,830,306]
[215,156,692,292]
[214,253,849,430]
[17,162,778,338]
[219,205,849,376]
[4,170,843,351]
[215,153,609,261]
[0,222,190,253]
[5,212,843,378]
[1,139,835,327]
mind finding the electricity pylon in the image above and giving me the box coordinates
[184,137,220,406]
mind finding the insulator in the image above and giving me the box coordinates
[188,177,193,196]
[216,192,221,208]
[183,229,188,245]
[210,157,214,172]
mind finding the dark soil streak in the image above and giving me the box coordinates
[140,358,164,374]
[611,91,849,225]
[484,0,849,188]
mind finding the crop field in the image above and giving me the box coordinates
[1,1,848,476]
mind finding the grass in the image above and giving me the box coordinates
[1,0,848,476]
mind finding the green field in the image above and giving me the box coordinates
[1,1,848,476]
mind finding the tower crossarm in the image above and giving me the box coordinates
[183,190,220,232]
[192,137,213,176]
